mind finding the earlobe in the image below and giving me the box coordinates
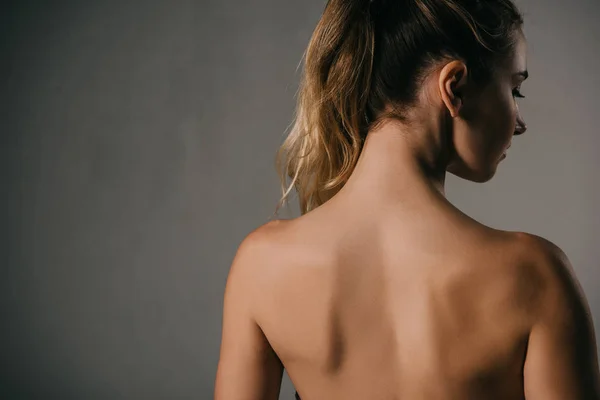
[440,77,462,118]
[439,61,468,118]
[451,96,463,118]
[447,79,462,118]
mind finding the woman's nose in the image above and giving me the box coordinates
[514,115,527,136]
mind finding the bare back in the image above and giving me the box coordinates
[216,189,599,399]
[252,199,539,399]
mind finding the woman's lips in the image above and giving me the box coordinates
[501,143,511,160]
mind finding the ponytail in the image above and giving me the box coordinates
[274,0,524,216]
[275,0,376,215]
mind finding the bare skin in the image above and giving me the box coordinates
[215,34,600,399]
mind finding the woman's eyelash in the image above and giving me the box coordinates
[513,88,525,98]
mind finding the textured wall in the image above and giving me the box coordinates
[2,0,599,398]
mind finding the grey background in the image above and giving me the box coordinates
[2,0,598,398]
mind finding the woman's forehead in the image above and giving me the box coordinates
[508,34,528,73]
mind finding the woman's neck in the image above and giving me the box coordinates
[335,118,451,208]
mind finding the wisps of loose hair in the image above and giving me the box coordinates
[275,0,523,216]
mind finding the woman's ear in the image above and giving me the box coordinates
[438,61,468,118]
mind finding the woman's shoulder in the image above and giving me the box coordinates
[498,231,590,322]
[238,218,296,254]
[228,218,308,280]
[504,231,575,278]
[510,233,599,394]
[223,219,299,320]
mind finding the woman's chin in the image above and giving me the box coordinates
[447,160,498,183]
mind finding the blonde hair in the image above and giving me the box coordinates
[275,0,523,216]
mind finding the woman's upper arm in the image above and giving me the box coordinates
[214,229,283,400]
[523,236,600,400]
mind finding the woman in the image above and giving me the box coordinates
[215,0,600,398]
